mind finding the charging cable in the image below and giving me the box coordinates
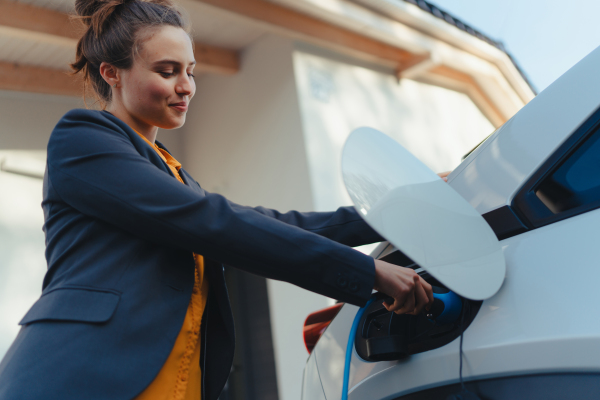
[341,295,375,400]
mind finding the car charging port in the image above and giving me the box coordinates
[355,278,481,362]
[354,247,483,362]
[356,289,478,362]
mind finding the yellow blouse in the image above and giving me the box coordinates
[133,131,209,400]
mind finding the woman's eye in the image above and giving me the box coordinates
[187,73,195,79]
[160,72,174,77]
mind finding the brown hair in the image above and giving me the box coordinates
[71,0,189,105]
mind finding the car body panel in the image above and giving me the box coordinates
[301,352,327,400]
[312,207,600,399]
[449,45,600,215]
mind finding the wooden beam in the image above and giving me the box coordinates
[194,42,239,75]
[0,0,239,74]
[0,0,82,40]
[0,61,83,97]
[194,0,425,71]
[427,65,507,127]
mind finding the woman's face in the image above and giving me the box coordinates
[115,25,196,132]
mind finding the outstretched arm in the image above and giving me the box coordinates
[48,110,376,306]
[49,110,432,311]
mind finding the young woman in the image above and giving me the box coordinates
[0,0,433,399]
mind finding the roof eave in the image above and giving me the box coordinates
[353,0,536,99]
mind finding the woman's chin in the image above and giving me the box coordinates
[157,115,186,130]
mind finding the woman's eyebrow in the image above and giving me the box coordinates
[152,59,197,67]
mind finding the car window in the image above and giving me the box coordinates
[512,106,600,230]
[535,124,600,213]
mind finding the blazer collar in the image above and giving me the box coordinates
[101,110,189,185]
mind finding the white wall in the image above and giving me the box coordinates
[181,35,312,209]
[0,89,184,156]
[293,47,496,213]
[0,91,83,150]
[0,153,46,359]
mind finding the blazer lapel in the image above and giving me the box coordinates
[99,112,203,194]
[100,111,175,179]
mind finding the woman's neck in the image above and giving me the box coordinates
[105,104,158,143]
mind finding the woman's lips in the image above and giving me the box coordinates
[169,102,188,112]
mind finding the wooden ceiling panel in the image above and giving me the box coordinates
[0,0,240,75]
[0,0,81,40]
[0,25,76,70]
[192,0,425,72]
[0,61,82,96]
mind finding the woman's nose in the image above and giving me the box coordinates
[175,74,194,96]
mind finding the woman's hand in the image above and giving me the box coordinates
[437,171,451,182]
[373,259,434,315]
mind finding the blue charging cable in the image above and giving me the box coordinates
[341,296,375,400]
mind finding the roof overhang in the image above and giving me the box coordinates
[0,0,240,97]
[0,0,535,126]
[264,0,535,126]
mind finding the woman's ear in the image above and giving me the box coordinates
[99,62,120,88]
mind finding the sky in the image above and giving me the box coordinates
[428,0,600,93]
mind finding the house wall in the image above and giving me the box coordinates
[0,91,84,358]
[180,35,312,210]
[293,46,496,213]
[0,155,46,358]
[0,91,83,150]
[0,90,184,154]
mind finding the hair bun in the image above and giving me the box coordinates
[75,0,109,18]
[146,0,175,7]
[75,0,130,34]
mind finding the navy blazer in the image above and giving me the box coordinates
[0,109,383,400]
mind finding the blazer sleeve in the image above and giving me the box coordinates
[215,198,385,247]
[46,110,376,306]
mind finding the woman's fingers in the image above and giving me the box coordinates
[419,275,434,308]
[391,274,417,314]
[437,171,451,182]
[408,279,430,315]
[373,259,435,315]
[394,291,416,315]
[382,288,411,313]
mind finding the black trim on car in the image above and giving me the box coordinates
[482,205,528,240]
[394,372,600,399]
[513,105,600,229]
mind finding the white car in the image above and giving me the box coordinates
[301,44,600,400]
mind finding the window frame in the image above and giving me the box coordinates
[513,105,600,229]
